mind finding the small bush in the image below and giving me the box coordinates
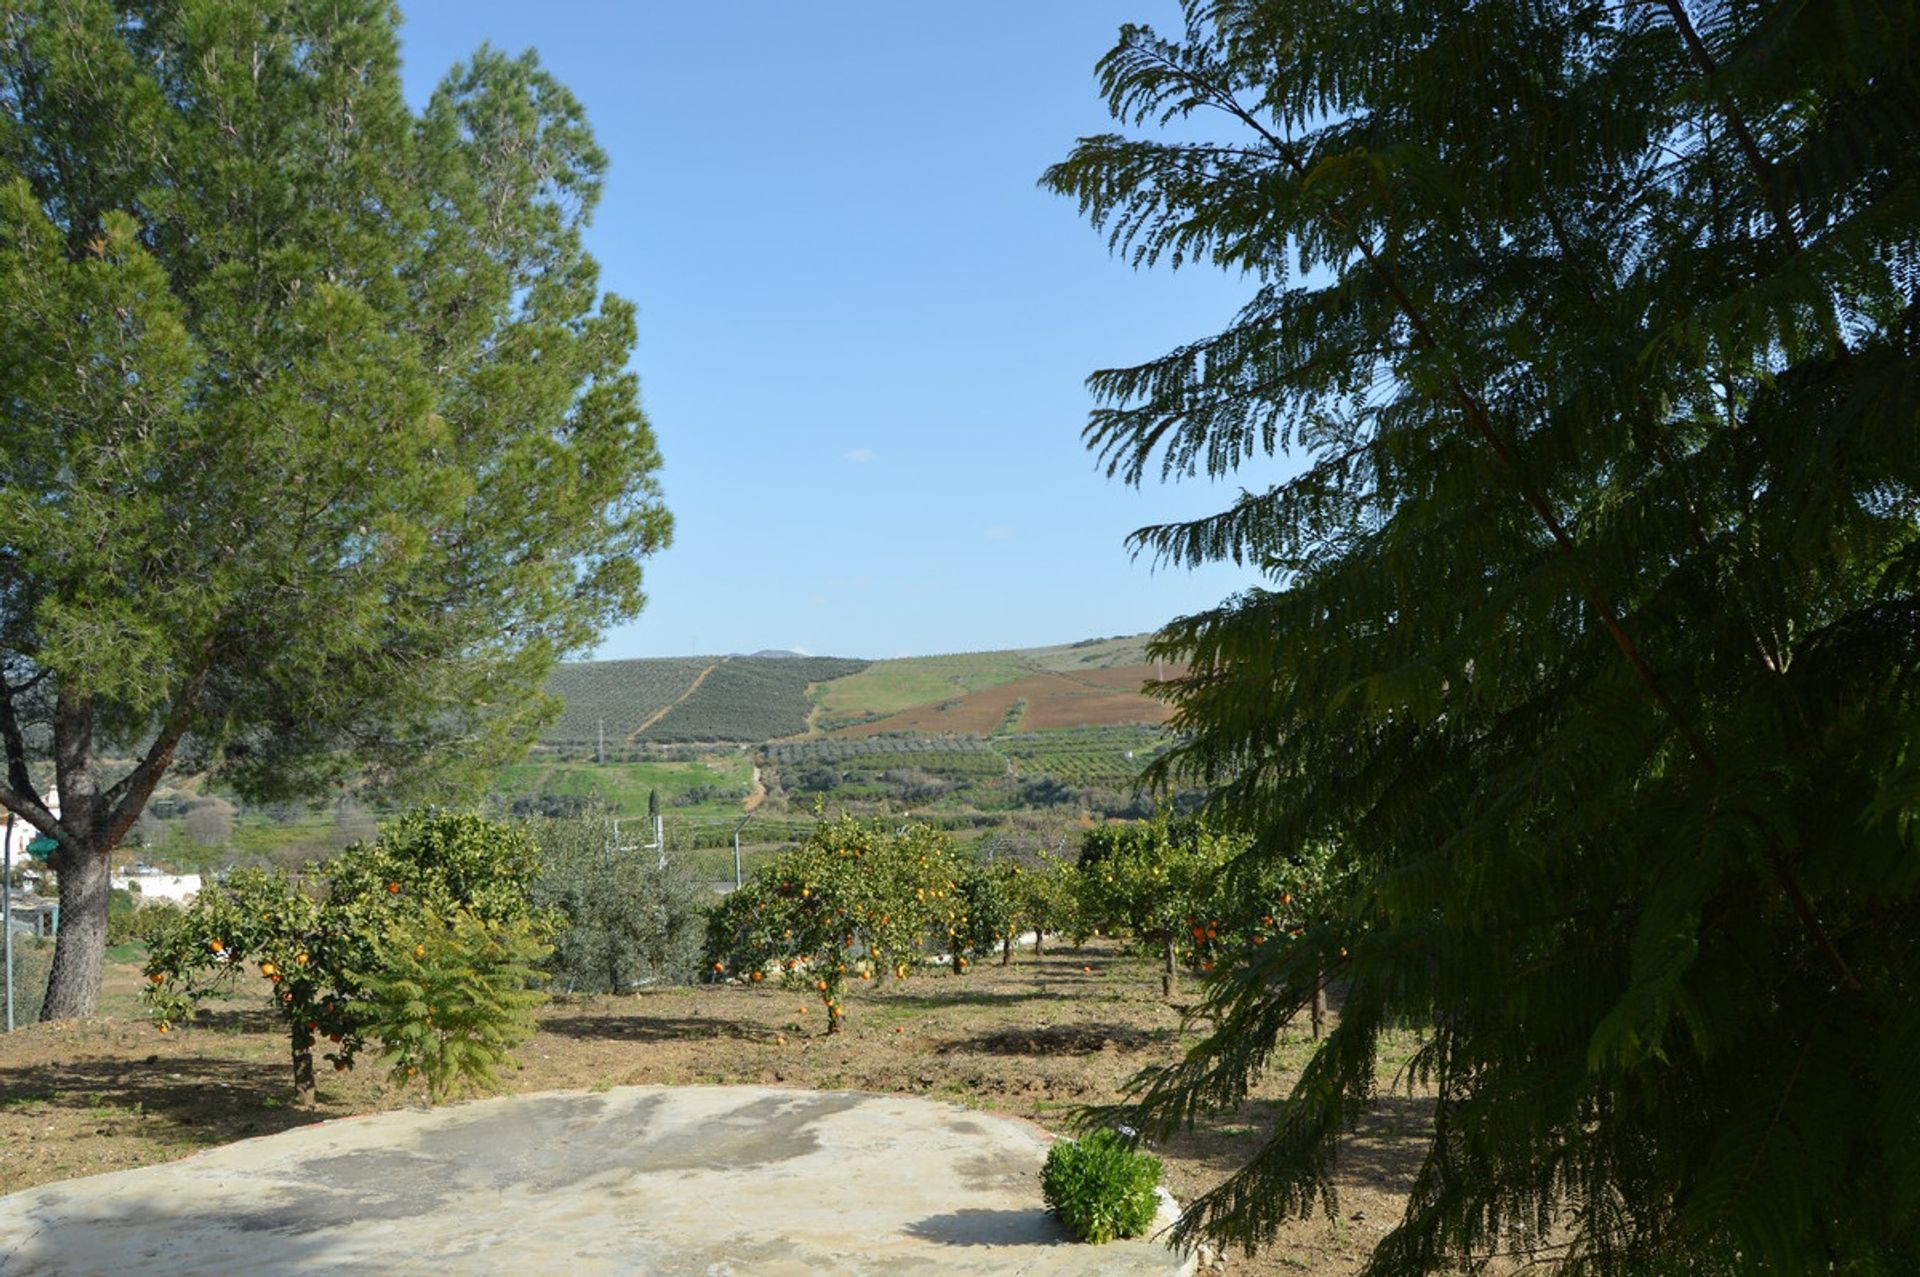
[352,910,549,1103]
[1042,1128,1162,1244]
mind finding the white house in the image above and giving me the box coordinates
[2,786,58,864]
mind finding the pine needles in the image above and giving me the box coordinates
[1047,2,1920,1272]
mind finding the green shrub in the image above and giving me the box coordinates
[532,811,708,992]
[142,809,553,1101]
[351,910,549,1103]
[1042,1128,1163,1244]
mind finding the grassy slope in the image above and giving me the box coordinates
[808,634,1166,732]
[494,754,755,818]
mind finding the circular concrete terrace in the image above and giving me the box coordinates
[0,1085,1194,1275]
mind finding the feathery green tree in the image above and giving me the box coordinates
[0,1,669,1019]
[1047,2,1919,1272]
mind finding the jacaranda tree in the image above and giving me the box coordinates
[1047,2,1918,1272]
[0,1,670,1018]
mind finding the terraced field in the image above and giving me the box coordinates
[828,663,1177,737]
[639,657,870,743]
[542,657,712,746]
[538,635,1176,747]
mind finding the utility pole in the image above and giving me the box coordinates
[4,811,14,1033]
[731,813,754,891]
[597,718,605,765]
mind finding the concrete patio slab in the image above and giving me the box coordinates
[0,1085,1193,1275]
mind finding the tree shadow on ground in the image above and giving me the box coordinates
[538,1013,778,1045]
[867,988,1059,1011]
[940,1022,1166,1056]
[1154,1093,1433,1187]
[0,1054,333,1150]
[188,1004,286,1034]
[904,1208,1073,1248]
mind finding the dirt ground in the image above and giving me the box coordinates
[0,939,1429,1275]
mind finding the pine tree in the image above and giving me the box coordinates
[1045,3,1919,1272]
[0,1,669,1018]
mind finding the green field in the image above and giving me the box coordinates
[494,755,756,817]
[810,653,1035,730]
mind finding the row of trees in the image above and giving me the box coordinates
[141,809,705,1101]
[701,813,1342,1031]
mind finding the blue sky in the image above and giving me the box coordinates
[398,2,1287,660]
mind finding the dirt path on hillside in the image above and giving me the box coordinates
[744,764,766,813]
[627,661,721,743]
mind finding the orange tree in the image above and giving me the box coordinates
[1007,850,1081,958]
[142,810,552,1101]
[1077,816,1250,997]
[703,815,959,1032]
[956,852,1082,965]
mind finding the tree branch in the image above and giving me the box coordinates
[1152,45,1720,771]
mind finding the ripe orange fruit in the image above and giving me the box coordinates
[814,979,828,992]
[413,944,426,958]
[893,1027,903,1034]
[1081,965,1092,973]
[750,971,763,983]
[260,961,278,976]
[334,1060,347,1072]
[712,962,725,973]
[270,973,282,983]
[387,882,400,894]
[157,1023,171,1034]
[208,939,224,953]
[797,1005,808,1014]
[329,1033,342,1043]
[148,972,164,985]
[294,953,309,966]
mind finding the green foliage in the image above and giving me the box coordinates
[540,658,714,747]
[1077,817,1249,967]
[1042,1129,1163,1244]
[702,816,964,1030]
[1049,2,1920,1272]
[953,859,1021,959]
[142,811,550,1097]
[532,811,708,991]
[0,0,668,1018]
[640,657,871,743]
[352,910,549,1103]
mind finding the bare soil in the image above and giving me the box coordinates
[0,939,1428,1275]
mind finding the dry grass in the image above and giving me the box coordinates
[1,939,1427,1275]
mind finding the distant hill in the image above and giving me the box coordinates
[537,635,1172,747]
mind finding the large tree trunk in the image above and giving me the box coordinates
[41,841,110,1020]
[41,693,110,1021]
[31,685,187,1021]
